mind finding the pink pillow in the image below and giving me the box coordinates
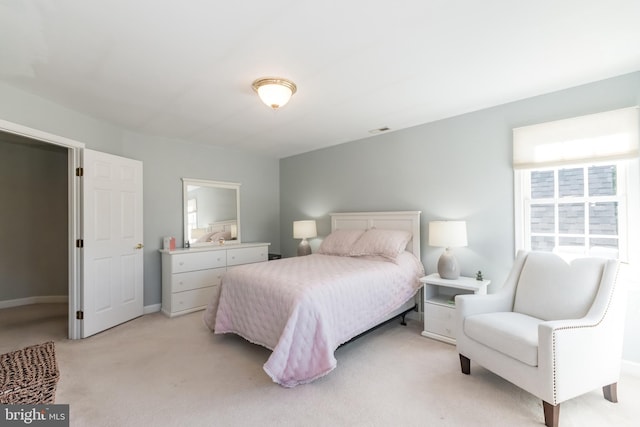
[317,229,365,256]
[350,229,412,260]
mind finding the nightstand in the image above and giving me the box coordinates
[420,273,490,344]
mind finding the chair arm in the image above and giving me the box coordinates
[538,312,625,404]
[456,250,527,318]
[455,292,513,318]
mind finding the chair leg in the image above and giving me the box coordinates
[543,401,559,427]
[603,383,618,403]
[459,354,470,375]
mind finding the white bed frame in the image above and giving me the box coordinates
[330,211,423,331]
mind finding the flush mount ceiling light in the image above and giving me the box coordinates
[252,77,297,110]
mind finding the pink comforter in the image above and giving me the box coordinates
[203,252,424,387]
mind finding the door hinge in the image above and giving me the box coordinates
[76,167,84,177]
[76,311,84,320]
[76,239,84,248]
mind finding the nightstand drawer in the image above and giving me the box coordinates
[227,246,268,266]
[172,251,226,273]
[171,267,226,293]
[171,286,218,312]
[425,303,455,338]
[425,302,455,322]
[426,318,455,338]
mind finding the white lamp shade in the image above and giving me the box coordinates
[293,220,317,239]
[428,221,468,248]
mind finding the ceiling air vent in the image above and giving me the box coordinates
[368,127,391,134]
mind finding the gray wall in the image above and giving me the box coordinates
[279,71,640,362]
[0,82,281,308]
[0,133,68,300]
[120,132,280,305]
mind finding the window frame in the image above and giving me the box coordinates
[514,159,639,263]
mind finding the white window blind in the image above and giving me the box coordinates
[513,107,639,169]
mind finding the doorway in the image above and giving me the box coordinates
[0,127,78,340]
[0,119,83,339]
[0,118,144,340]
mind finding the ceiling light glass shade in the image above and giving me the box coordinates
[252,78,297,110]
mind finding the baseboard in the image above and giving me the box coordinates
[622,360,640,377]
[1,298,162,315]
[0,295,68,309]
[144,304,161,314]
[406,309,421,322]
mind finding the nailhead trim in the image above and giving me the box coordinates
[550,263,620,405]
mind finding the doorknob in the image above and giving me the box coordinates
[135,243,144,250]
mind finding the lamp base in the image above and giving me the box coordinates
[437,248,460,279]
[297,239,311,256]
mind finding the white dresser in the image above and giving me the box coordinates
[160,242,269,317]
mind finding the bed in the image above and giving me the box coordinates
[203,211,425,387]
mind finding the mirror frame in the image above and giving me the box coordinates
[182,178,241,247]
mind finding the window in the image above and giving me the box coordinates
[516,162,628,260]
[513,107,639,262]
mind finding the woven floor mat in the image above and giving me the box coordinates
[0,341,59,404]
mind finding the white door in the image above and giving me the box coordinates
[82,149,143,337]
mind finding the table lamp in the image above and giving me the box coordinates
[428,220,468,279]
[293,220,317,256]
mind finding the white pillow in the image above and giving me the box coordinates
[349,229,412,260]
[317,229,365,256]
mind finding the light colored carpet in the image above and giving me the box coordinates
[1,303,638,427]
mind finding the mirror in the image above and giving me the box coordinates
[183,178,241,247]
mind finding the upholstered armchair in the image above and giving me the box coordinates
[456,250,625,427]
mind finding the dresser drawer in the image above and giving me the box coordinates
[171,286,218,312]
[227,246,268,266]
[172,251,226,273]
[425,303,455,338]
[171,267,225,293]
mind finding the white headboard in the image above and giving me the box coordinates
[330,211,421,258]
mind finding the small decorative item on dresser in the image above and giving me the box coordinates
[163,236,176,250]
[476,270,483,281]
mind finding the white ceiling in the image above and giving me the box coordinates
[1,0,639,159]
